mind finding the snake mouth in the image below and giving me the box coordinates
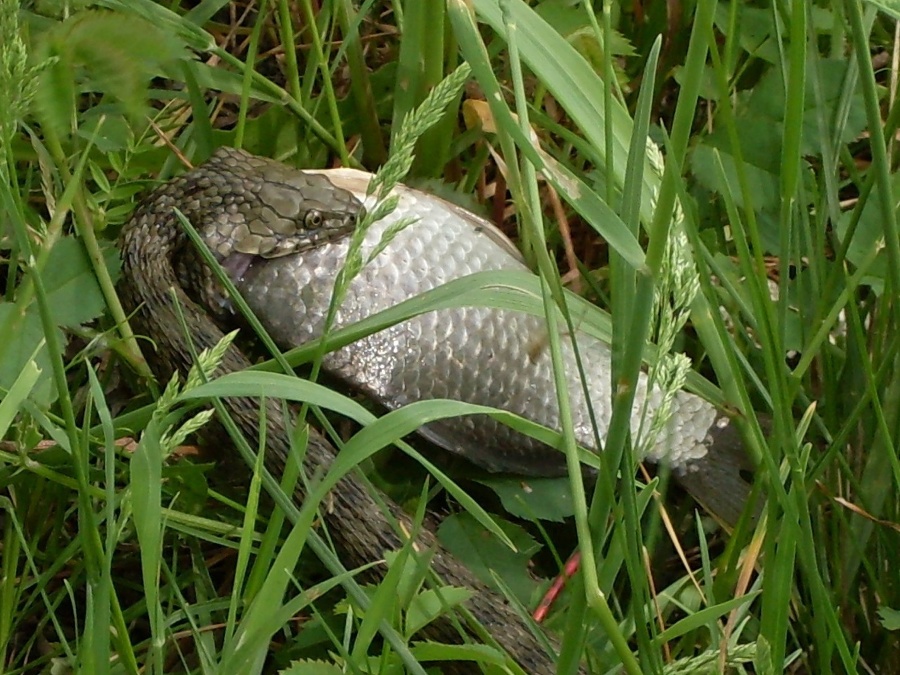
[221,251,257,283]
[218,209,361,286]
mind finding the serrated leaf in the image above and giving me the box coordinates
[43,236,120,327]
[278,659,343,675]
[713,4,780,62]
[78,111,134,154]
[36,10,187,125]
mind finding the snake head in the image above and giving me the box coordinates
[191,150,366,281]
[213,202,362,283]
[230,205,363,260]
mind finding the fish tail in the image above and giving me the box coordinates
[674,415,761,527]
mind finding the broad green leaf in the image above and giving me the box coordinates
[0,236,118,406]
[43,236,120,327]
[691,142,780,214]
[878,605,900,631]
[0,304,59,405]
[477,475,575,522]
[713,4,780,62]
[437,512,542,606]
[57,10,185,114]
[0,359,41,438]
[33,49,76,141]
[836,171,900,293]
[744,59,866,157]
[77,110,134,153]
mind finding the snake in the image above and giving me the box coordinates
[118,148,574,672]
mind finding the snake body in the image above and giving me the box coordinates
[119,149,566,672]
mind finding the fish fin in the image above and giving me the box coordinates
[674,415,763,527]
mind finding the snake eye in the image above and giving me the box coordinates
[305,209,323,228]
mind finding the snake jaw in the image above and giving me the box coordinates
[218,209,359,285]
[209,208,356,284]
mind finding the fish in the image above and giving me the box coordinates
[190,151,756,525]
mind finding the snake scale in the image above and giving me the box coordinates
[119,149,571,672]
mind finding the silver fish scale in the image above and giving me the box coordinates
[236,172,718,476]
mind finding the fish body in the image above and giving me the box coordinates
[235,173,720,469]
[190,150,755,523]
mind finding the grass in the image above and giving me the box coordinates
[2,0,900,673]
